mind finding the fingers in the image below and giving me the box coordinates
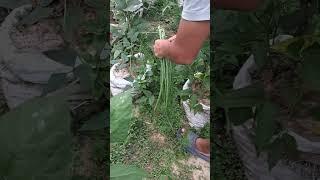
[153,44,160,58]
[153,39,170,58]
[168,35,176,42]
[153,39,159,57]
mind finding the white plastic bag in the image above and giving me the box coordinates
[232,35,320,180]
[110,63,133,96]
[0,5,72,109]
[182,79,210,129]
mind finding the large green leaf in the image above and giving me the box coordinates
[42,73,68,95]
[110,164,147,180]
[267,133,298,170]
[0,95,72,178]
[214,84,265,108]
[254,102,280,152]
[19,6,54,25]
[74,63,95,91]
[216,43,243,54]
[252,41,268,69]
[301,46,320,91]
[63,3,83,42]
[43,47,78,67]
[228,107,253,126]
[110,91,132,143]
[0,0,31,9]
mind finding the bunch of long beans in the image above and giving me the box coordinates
[154,26,173,111]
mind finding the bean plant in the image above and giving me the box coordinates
[213,0,320,171]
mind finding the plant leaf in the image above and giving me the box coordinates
[254,102,280,152]
[44,47,78,67]
[110,164,147,179]
[42,73,68,95]
[267,133,298,170]
[74,64,94,91]
[19,6,54,25]
[111,91,132,143]
[267,136,284,170]
[0,95,72,177]
[228,107,253,126]
[148,95,155,106]
[311,105,320,121]
[64,3,83,42]
[301,46,320,91]
[214,84,265,108]
[252,41,268,69]
[40,0,55,7]
[123,0,143,12]
[0,0,31,9]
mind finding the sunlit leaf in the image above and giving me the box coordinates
[111,90,132,143]
[110,164,147,179]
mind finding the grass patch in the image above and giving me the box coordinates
[111,103,192,179]
[111,1,210,179]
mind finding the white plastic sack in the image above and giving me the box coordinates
[0,5,73,109]
[232,35,320,180]
[182,79,210,129]
[110,63,133,96]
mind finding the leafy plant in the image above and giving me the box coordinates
[110,0,148,68]
[0,95,72,178]
[111,90,133,143]
[110,164,147,180]
[179,41,210,114]
[0,0,108,99]
[213,0,320,171]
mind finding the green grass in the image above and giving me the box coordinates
[213,134,247,180]
[111,103,192,179]
[111,1,211,179]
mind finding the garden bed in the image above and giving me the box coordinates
[110,0,210,179]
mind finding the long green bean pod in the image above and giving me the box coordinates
[154,26,173,111]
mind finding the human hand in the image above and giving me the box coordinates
[168,35,176,42]
[153,39,171,58]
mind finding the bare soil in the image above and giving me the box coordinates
[172,156,210,180]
